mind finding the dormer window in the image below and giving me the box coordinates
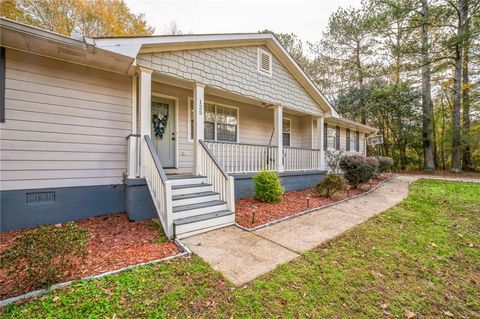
[257,48,272,76]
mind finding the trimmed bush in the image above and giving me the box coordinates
[377,156,394,173]
[366,157,380,176]
[339,155,376,188]
[0,222,89,287]
[315,174,348,198]
[253,171,284,203]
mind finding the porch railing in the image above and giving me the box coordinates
[283,147,321,171]
[204,141,321,173]
[204,141,277,173]
[144,135,174,238]
[199,140,235,212]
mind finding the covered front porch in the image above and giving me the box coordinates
[124,68,327,238]
[126,68,327,179]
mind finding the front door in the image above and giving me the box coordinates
[151,96,176,168]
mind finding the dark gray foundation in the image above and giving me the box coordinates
[232,170,327,199]
[0,184,126,232]
[125,178,157,221]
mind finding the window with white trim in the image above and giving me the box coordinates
[189,101,238,142]
[326,126,337,150]
[257,48,272,76]
[282,118,291,147]
[350,130,359,151]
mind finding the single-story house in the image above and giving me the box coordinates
[0,18,377,238]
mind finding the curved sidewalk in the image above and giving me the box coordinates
[183,175,477,286]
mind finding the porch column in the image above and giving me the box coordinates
[193,82,206,175]
[274,105,284,172]
[317,116,326,170]
[127,75,139,178]
[138,67,153,177]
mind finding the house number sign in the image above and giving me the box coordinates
[198,99,203,115]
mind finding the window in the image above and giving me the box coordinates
[326,126,337,150]
[189,100,238,142]
[257,48,272,76]
[350,130,359,152]
[282,118,291,147]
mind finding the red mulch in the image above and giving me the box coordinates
[235,174,393,229]
[0,213,181,300]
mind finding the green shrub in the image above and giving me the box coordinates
[253,171,284,203]
[377,156,394,173]
[339,155,376,188]
[366,156,380,176]
[315,174,348,198]
[0,222,90,287]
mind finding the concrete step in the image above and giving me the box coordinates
[168,175,207,187]
[172,191,220,207]
[173,200,227,219]
[174,210,235,239]
[171,183,213,196]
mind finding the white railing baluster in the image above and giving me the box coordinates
[203,141,321,173]
[144,136,173,239]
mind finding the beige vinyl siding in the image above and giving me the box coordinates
[0,49,131,191]
[151,82,315,174]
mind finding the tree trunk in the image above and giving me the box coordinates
[450,0,464,173]
[461,18,473,171]
[421,0,435,172]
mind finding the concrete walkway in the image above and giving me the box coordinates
[182,175,478,286]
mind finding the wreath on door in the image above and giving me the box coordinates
[152,113,169,139]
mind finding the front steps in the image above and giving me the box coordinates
[169,175,235,238]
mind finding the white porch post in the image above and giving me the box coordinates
[138,67,153,177]
[193,83,206,175]
[274,105,284,172]
[127,75,139,178]
[318,116,326,170]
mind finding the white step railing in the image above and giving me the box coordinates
[144,136,174,238]
[204,141,277,173]
[283,147,321,171]
[199,140,235,212]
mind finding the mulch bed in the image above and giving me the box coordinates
[235,174,393,229]
[0,213,181,301]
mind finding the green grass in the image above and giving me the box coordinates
[2,180,479,318]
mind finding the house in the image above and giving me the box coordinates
[0,18,377,237]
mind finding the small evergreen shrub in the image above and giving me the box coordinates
[366,156,380,176]
[339,155,376,188]
[0,222,89,287]
[377,156,394,173]
[315,174,348,198]
[252,171,284,203]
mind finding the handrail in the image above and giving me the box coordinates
[144,135,173,238]
[145,136,168,182]
[204,140,321,173]
[204,140,279,148]
[198,140,235,212]
[199,140,229,178]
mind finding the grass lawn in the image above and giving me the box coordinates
[1,179,479,318]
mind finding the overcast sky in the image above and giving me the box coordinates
[125,0,362,45]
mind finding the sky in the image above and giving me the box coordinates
[125,0,362,45]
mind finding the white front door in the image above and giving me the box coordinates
[151,96,176,168]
